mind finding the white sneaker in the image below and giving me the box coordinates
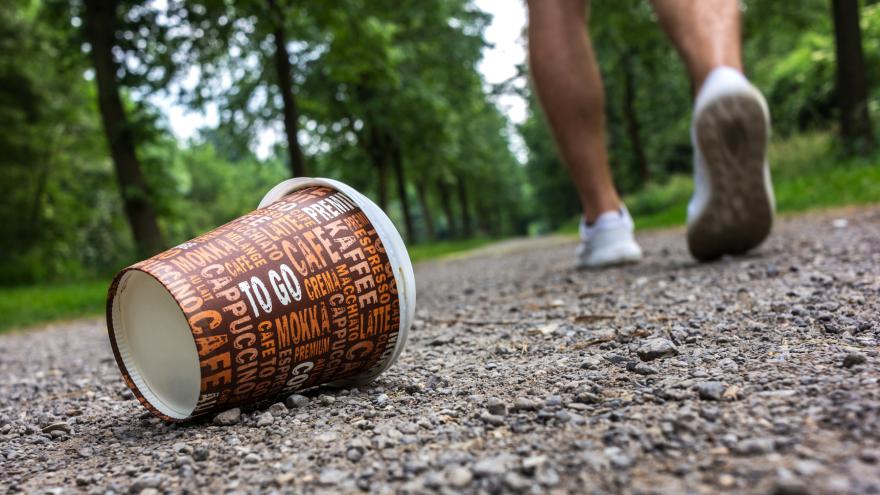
[576,206,643,269]
[687,67,775,261]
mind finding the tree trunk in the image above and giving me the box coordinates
[455,176,472,238]
[436,179,457,238]
[370,128,390,210]
[268,0,307,177]
[621,51,650,183]
[83,0,166,256]
[391,142,415,242]
[831,0,875,152]
[415,181,435,240]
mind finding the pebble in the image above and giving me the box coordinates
[243,452,261,463]
[473,455,510,477]
[695,381,726,401]
[627,361,658,375]
[486,397,507,415]
[636,338,679,361]
[479,413,505,426]
[319,468,347,485]
[192,447,209,462]
[129,473,162,493]
[346,448,363,462]
[734,438,776,456]
[843,351,867,368]
[256,411,274,427]
[446,466,473,487]
[213,408,241,426]
[285,394,309,408]
[41,422,71,435]
[268,402,288,416]
[513,397,539,411]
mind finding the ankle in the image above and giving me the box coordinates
[583,199,622,224]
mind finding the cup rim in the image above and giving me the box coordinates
[258,177,416,383]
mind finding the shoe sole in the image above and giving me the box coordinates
[578,245,643,269]
[687,92,774,261]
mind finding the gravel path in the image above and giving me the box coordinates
[2,207,879,494]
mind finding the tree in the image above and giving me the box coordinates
[831,0,875,152]
[267,0,308,177]
[82,0,166,256]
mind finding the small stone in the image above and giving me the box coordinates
[722,384,742,401]
[75,474,90,486]
[319,395,336,405]
[536,467,561,486]
[734,438,775,456]
[172,442,191,455]
[372,435,396,449]
[772,479,810,495]
[423,471,444,489]
[718,473,736,488]
[479,413,505,427]
[318,468,347,485]
[41,422,71,435]
[522,455,547,474]
[256,411,274,427]
[695,381,726,401]
[129,473,162,493]
[193,447,209,462]
[513,397,539,411]
[213,408,241,426]
[486,397,507,416]
[375,393,389,407]
[275,472,296,485]
[243,452,261,464]
[843,351,867,368]
[636,338,679,361]
[446,466,473,487]
[626,361,658,375]
[859,449,879,464]
[473,455,510,477]
[268,402,288,416]
[285,394,309,408]
[346,448,363,462]
[502,471,531,491]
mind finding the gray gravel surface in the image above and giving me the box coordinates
[1,207,879,494]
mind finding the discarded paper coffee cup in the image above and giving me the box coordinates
[106,178,416,421]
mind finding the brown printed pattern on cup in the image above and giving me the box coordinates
[107,186,401,421]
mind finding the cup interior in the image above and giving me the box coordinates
[110,270,201,419]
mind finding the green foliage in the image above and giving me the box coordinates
[0,280,108,332]
[561,132,880,232]
[408,237,500,263]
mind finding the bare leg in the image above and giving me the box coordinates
[650,0,743,91]
[527,0,620,223]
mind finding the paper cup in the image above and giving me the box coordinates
[107,178,416,421]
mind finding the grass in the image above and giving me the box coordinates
[0,280,108,332]
[407,237,499,263]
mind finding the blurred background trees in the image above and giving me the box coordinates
[1,0,879,286]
